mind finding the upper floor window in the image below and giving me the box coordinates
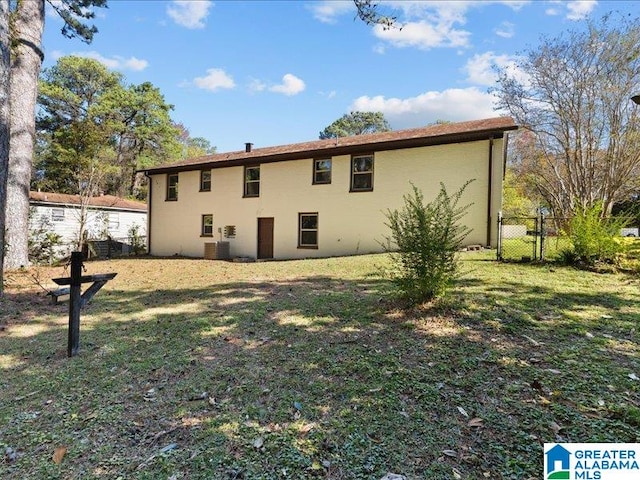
[350,154,374,192]
[313,158,332,184]
[166,173,178,201]
[244,165,260,197]
[200,170,211,192]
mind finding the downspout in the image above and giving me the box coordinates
[486,137,494,247]
[144,171,152,255]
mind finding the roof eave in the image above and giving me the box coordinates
[141,125,518,175]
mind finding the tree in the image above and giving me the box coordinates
[36,56,122,194]
[35,56,181,200]
[493,14,640,219]
[319,111,391,139]
[175,123,217,158]
[0,0,9,291]
[4,0,107,271]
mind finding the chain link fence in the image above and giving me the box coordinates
[498,214,639,262]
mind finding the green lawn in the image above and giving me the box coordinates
[1,252,639,479]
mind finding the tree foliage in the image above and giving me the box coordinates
[35,56,182,199]
[319,111,391,139]
[493,13,640,219]
[382,181,473,304]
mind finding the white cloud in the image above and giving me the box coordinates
[167,0,212,29]
[373,18,470,50]
[373,44,386,55]
[464,51,523,87]
[54,51,149,71]
[309,1,354,24]
[193,68,235,92]
[566,0,597,20]
[494,21,515,38]
[248,78,267,93]
[269,74,306,96]
[544,0,597,20]
[350,87,501,129]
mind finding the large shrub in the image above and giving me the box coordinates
[383,181,473,304]
[565,203,628,265]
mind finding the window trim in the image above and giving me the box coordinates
[350,154,374,192]
[166,173,179,201]
[51,208,65,222]
[244,165,260,198]
[312,158,332,185]
[298,212,319,249]
[201,214,213,237]
[200,169,211,192]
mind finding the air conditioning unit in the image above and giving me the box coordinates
[204,241,230,260]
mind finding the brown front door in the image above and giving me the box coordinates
[257,217,274,259]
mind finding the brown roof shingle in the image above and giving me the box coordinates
[142,116,517,174]
[29,191,147,212]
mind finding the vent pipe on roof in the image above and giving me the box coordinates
[245,142,253,153]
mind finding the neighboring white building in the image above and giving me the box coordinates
[29,191,147,259]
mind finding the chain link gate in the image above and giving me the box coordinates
[497,213,546,261]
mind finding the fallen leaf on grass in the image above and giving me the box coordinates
[442,449,457,457]
[253,437,264,449]
[457,406,469,417]
[550,421,562,434]
[468,417,484,427]
[452,467,462,479]
[299,422,316,434]
[628,373,639,381]
[52,446,67,464]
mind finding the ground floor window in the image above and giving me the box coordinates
[201,214,213,236]
[298,212,318,248]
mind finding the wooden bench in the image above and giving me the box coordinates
[48,287,71,304]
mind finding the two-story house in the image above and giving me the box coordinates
[140,117,517,260]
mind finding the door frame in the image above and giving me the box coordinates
[257,217,274,259]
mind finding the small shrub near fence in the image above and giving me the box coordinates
[498,214,637,263]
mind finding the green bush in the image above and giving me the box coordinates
[382,181,473,304]
[566,203,627,265]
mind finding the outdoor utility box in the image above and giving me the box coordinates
[204,241,230,260]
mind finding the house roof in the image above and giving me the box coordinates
[29,191,147,212]
[141,116,518,175]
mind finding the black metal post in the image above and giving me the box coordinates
[68,251,83,357]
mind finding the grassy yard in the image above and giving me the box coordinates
[1,253,639,479]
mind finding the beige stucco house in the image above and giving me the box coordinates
[140,117,517,260]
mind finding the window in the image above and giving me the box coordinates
[200,170,211,192]
[351,154,374,192]
[201,214,213,236]
[224,225,236,238]
[166,173,178,200]
[298,213,318,248]
[51,208,65,221]
[313,158,332,184]
[244,165,260,197]
[108,213,119,230]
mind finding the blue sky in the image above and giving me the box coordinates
[42,0,638,153]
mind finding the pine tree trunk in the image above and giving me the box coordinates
[4,0,45,269]
[0,0,11,289]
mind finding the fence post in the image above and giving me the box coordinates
[539,212,546,261]
[497,212,502,261]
